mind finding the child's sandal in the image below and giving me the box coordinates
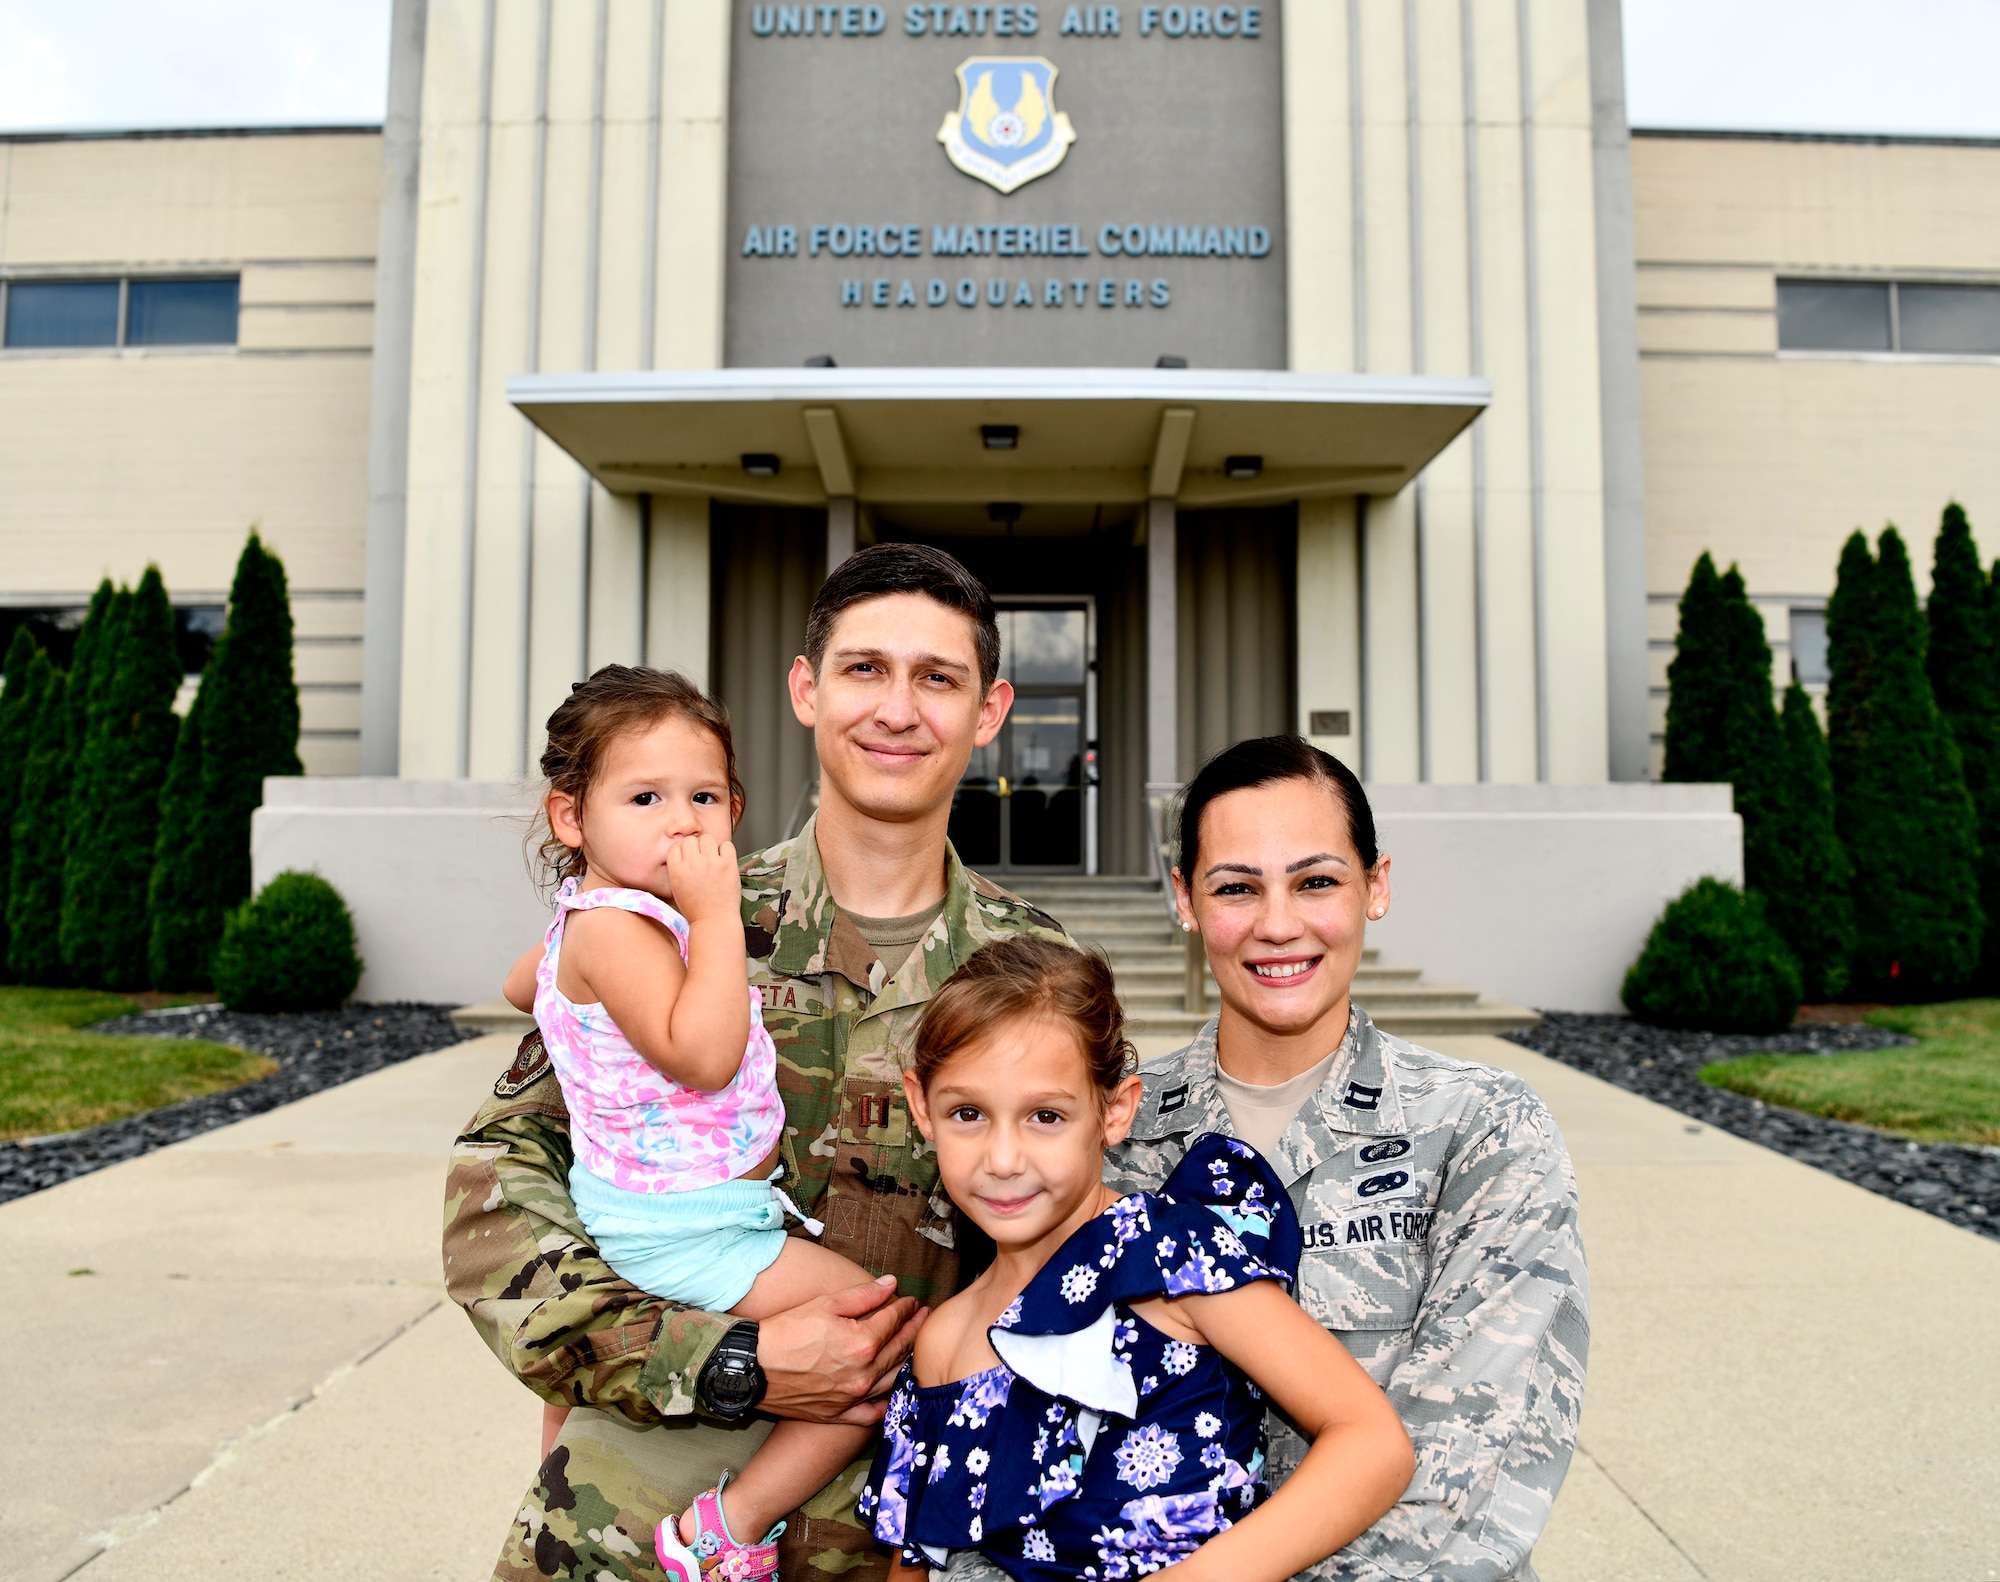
[656,1473,785,1582]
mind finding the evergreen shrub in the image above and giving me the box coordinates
[1926,503,2000,984]
[1828,528,1983,996]
[1622,877,1803,1035]
[148,534,303,987]
[1763,684,1856,1000]
[60,567,183,988]
[211,871,363,1012]
[8,656,71,985]
[0,628,42,969]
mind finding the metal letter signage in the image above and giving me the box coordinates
[937,56,1076,193]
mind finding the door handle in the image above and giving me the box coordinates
[998,776,1011,798]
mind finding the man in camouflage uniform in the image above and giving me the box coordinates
[1108,1006,1589,1581]
[444,546,1066,1582]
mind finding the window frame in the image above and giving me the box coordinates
[1776,274,2000,360]
[0,271,240,353]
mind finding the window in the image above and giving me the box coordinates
[1777,281,1890,351]
[1,275,239,349]
[1790,608,1829,686]
[0,604,226,682]
[1778,278,2000,356]
[4,280,121,348]
[127,278,239,346]
[1899,285,2000,355]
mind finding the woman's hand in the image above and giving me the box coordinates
[1159,1280,1414,1582]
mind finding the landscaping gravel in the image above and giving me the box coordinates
[1505,1012,2000,1243]
[0,1003,480,1206]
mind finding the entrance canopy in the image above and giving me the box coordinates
[508,366,1490,512]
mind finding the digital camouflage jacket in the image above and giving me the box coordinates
[444,816,1069,1428]
[1106,1007,1590,1582]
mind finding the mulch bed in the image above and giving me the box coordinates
[0,1003,480,1206]
[1504,1012,2000,1243]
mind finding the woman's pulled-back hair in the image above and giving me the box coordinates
[1176,735,1379,881]
[531,664,746,892]
[913,936,1136,1100]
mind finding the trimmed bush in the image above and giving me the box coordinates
[8,655,71,985]
[148,534,303,987]
[211,871,363,1012]
[1623,877,1803,1035]
[1762,684,1856,1000]
[60,567,183,988]
[147,689,210,988]
[1927,504,2000,985]
[1662,552,1736,784]
[1828,528,1983,996]
[0,628,42,969]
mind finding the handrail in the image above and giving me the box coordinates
[1144,780,1206,1017]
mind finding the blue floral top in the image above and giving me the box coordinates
[857,1134,1303,1582]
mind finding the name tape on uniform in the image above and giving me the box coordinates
[1302,1206,1435,1248]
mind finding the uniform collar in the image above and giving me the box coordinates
[1130,1005,1406,1186]
[767,813,981,1012]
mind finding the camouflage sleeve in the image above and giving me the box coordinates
[1321,1082,1590,1581]
[442,1045,733,1425]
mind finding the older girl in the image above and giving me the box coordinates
[858,935,1413,1582]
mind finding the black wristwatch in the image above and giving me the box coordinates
[696,1321,767,1420]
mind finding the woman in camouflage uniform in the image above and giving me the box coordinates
[1105,738,1589,1582]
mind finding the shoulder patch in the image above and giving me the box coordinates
[493,1028,551,1098]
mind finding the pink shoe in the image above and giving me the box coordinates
[656,1474,784,1582]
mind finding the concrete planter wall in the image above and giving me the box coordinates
[253,778,1740,1014]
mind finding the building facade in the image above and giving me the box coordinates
[6,2,2000,1000]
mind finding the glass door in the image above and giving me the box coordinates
[950,605,1089,872]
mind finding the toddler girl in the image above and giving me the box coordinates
[503,665,877,1582]
[859,936,1413,1582]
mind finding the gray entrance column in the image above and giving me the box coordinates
[1146,496,1179,790]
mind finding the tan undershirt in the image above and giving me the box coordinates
[1213,1045,1345,1164]
[841,897,947,982]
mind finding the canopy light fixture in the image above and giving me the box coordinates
[981,424,1019,450]
[1225,454,1264,479]
[988,501,1022,524]
[1155,355,1188,368]
[741,453,781,477]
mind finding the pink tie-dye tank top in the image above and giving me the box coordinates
[534,878,784,1194]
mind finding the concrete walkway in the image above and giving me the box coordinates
[4,1032,1997,1582]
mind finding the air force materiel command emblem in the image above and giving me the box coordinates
[937,56,1076,193]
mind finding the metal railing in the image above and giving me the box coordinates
[1145,781,1206,1016]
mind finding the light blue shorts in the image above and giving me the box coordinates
[570,1160,790,1313]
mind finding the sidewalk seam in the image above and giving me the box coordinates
[58,1298,445,1579]
[1573,1440,1715,1581]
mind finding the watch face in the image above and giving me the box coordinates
[710,1361,758,1409]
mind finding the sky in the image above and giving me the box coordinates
[1,0,1997,138]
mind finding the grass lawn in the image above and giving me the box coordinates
[1701,999,2000,1146]
[0,986,275,1141]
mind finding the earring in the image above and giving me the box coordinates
[1180,921,1194,933]
[1368,908,1384,920]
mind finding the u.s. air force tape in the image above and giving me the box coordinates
[1302,1206,1435,1249]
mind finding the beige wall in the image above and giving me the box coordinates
[401,0,729,781]
[1633,132,2000,763]
[0,129,383,773]
[1285,0,1610,786]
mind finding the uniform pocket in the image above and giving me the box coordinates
[1295,1242,1427,1333]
